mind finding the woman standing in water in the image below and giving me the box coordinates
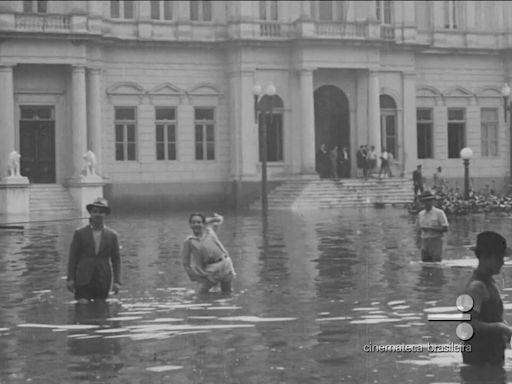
[181,212,235,294]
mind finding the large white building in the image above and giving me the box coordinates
[0,1,511,211]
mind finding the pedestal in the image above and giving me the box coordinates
[0,177,30,215]
[67,177,105,215]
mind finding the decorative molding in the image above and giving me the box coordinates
[187,83,222,96]
[474,86,502,99]
[442,86,474,98]
[106,81,146,102]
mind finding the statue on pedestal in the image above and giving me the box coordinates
[82,150,97,177]
[8,150,21,178]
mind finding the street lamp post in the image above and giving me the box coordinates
[460,147,473,200]
[253,82,276,213]
[501,83,512,188]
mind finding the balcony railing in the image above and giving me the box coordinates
[259,21,281,37]
[314,21,369,38]
[15,13,70,32]
[380,25,395,40]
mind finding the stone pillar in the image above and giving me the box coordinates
[368,70,381,152]
[71,65,88,179]
[0,65,15,180]
[300,69,316,174]
[87,68,103,175]
[229,70,258,178]
[402,72,417,176]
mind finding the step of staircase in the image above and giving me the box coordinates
[30,184,79,213]
[250,177,414,210]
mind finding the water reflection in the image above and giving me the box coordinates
[67,301,123,382]
[1,209,512,383]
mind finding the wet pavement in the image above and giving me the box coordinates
[1,208,512,383]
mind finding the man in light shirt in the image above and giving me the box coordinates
[416,190,449,262]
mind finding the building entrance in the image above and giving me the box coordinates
[314,85,350,176]
[19,106,56,183]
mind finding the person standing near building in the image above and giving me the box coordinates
[412,165,424,202]
[461,231,512,367]
[340,146,350,178]
[182,212,235,294]
[433,166,445,192]
[67,198,121,302]
[329,146,339,179]
[356,145,365,178]
[416,190,449,262]
[315,144,329,179]
[378,147,392,178]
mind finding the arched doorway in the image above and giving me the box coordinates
[314,85,350,175]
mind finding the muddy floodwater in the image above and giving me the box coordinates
[1,208,512,383]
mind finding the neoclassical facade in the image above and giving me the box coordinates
[0,0,512,211]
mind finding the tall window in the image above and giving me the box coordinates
[315,0,346,21]
[23,0,47,13]
[443,0,458,29]
[376,0,392,24]
[190,0,212,21]
[259,1,278,20]
[155,107,176,160]
[110,0,134,19]
[194,108,215,160]
[447,108,465,158]
[115,107,137,161]
[481,108,498,157]
[417,108,433,159]
[151,0,173,20]
[258,95,284,162]
[380,95,397,159]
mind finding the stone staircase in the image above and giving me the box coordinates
[250,177,414,210]
[29,184,79,214]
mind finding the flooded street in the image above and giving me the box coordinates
[1,208,512,383]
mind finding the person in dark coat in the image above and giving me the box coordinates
[315,144,329,179]
[412,164,424,202]
[67,197,121,302]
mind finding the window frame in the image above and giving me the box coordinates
[416,108,434,159]
[151,0,174,21]
[110,0,135,20]
[480,107,499,157]
[114,106,137,161]
[190,0,212,22]
[23,0,47,13]
[155,106,177,161]
[447,107,466,159]
[259,0,278,21]
[376,0,392,25]
[194,107,216,161]
[443,0,458,29]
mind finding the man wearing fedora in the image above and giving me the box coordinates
[462,231,512,367]
[416,190,449,262]
[67,197,121,302]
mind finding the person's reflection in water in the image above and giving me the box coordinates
[67,301,123,381]
[417,264,447,295]
[459,364,506,384]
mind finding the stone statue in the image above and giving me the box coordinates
[8,150,21,178]
[82,150,97,177]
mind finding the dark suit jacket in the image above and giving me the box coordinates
[67,224,121,288]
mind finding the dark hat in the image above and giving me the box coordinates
[420,190,435,201]
[86,197,111,215]
[417,164,422,168]
[470,231,512,256]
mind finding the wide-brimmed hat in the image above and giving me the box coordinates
[470,231,512,256]
[420,190,435,201]
[86,197,111,215]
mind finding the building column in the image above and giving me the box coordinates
[71,65,87,179]
[0,65,15,180]
[228,70,258,179]
[300,69,316,174]
[87,68,103,175]
[402,72,417,175]
[368,70,381,151]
